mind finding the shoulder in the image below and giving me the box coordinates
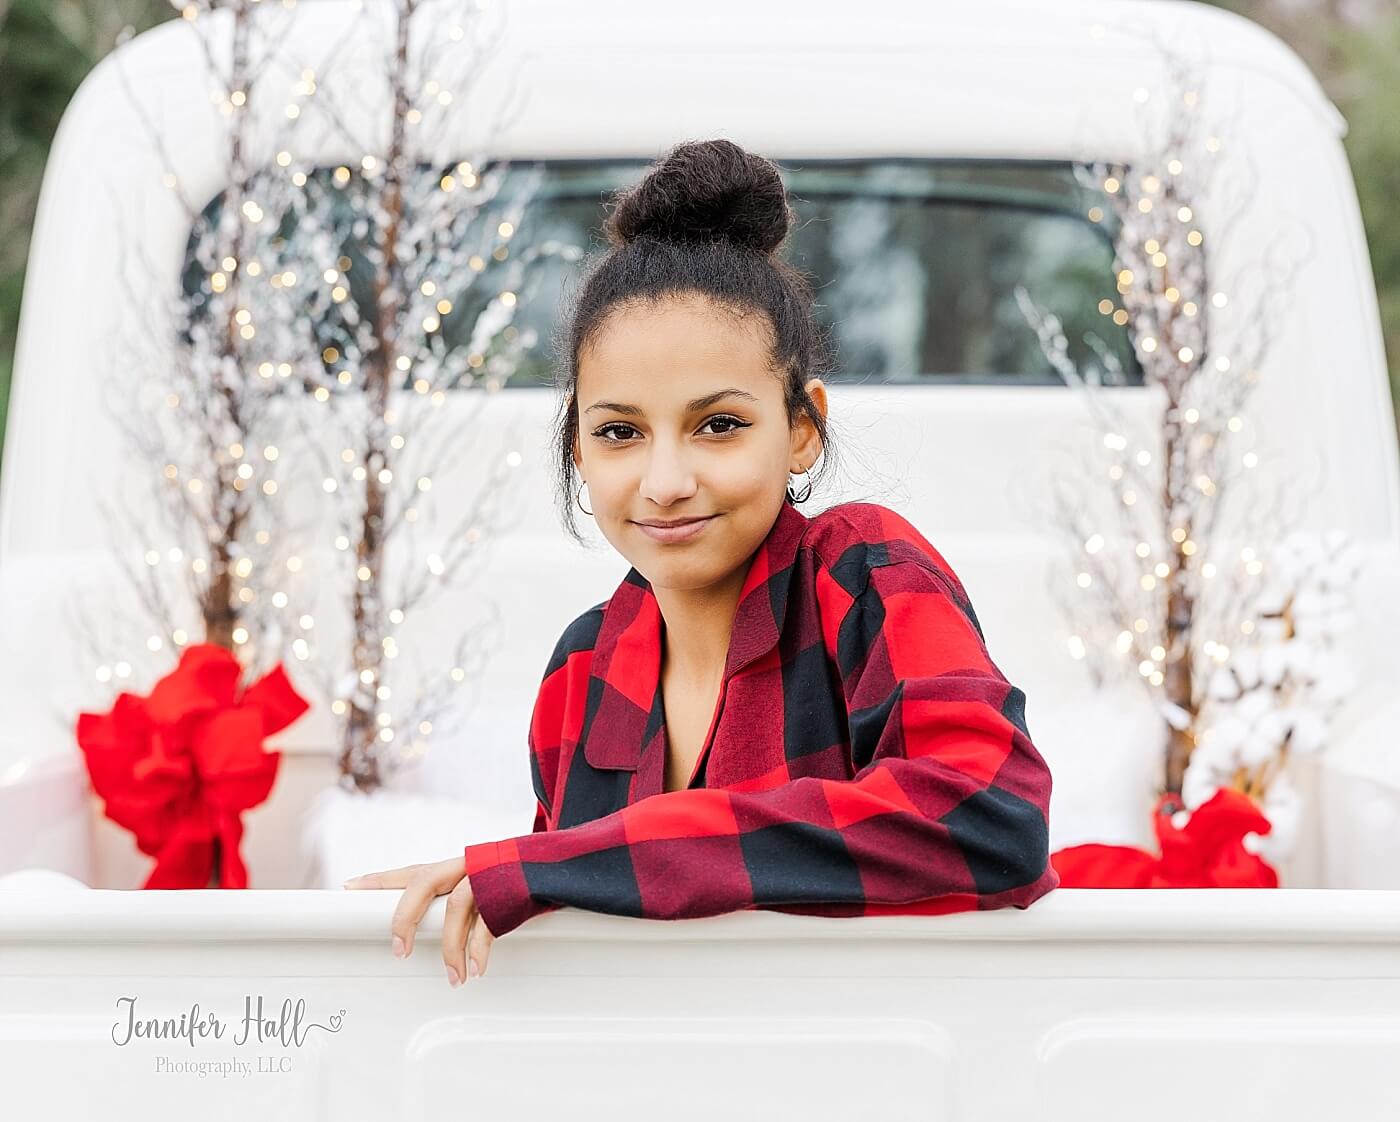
[540,598,608,680]
[800,501,983,641]
[801,501,964,592]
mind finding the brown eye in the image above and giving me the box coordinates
[593,423,638,443]
[701,415,749,437]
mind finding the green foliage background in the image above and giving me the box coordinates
[1,0,1396,474]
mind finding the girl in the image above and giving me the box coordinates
[344,138,1060,986]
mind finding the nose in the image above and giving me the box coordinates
[638,439,699,507]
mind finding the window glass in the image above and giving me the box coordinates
[181,158,1140,389]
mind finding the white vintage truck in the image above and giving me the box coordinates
[2,0,1398,1117]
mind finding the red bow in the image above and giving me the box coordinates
[76,643,309,889]
[1050,787,1280,888]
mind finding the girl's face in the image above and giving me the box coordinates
[572,293,825,594]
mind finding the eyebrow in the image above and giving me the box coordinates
[583,388,760,417]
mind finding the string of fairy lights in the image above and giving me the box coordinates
[1016,33,1361,847]
[95,0,534,784]
[1049,73,1269,698]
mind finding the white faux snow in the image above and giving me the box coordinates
[0,869,90,892]
[300,782,531,890]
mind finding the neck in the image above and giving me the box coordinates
[652,564,750,684]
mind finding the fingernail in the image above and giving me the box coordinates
[342,877,358,888]
[446,965,460,987]
[468,958,480,978]
[392,936,405,958]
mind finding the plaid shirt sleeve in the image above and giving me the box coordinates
[464,546,1058,938]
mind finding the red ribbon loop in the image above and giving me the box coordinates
[76,643,310,889]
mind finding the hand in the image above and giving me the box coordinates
[342,857,496,986]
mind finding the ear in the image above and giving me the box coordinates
[790,378,827,470]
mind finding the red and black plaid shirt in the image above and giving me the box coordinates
[463,499,1060,936]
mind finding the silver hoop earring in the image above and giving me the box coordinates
[786,467,813,504]
[576,480,593,516]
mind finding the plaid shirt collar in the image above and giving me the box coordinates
[582,499,811,773]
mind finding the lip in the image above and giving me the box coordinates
[631,515,718,543]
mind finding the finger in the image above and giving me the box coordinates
[343,864,420,890]
[466,908,496,979]
[442,877,477,986]
[389,872,439,959]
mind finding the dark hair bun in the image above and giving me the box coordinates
[606,138,792,256]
